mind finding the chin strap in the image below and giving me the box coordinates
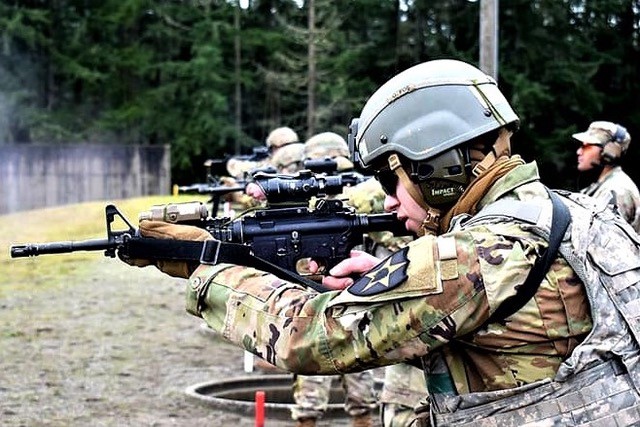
[388,153,441,236]
[471,129,512,178]
[386,129,516,237]
[440,131,524,233]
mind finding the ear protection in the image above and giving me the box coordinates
[601,124,628,164]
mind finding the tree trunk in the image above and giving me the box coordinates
[307,0,316,139]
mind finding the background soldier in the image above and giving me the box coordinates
[225,126,300,208]
[342,158,423,427]
[291,132,378,427]
[572,121,640,232]
[125,59,640,426]
[271,141,306,175]
[345,172,424,427]
[227,126,299,178]
[378,363,426,427]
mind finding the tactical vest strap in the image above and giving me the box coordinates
[482,189,571,325]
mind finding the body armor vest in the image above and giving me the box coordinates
[426,189,640,426]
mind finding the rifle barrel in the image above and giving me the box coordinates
[10,238,114,258]
[178,184,245,195]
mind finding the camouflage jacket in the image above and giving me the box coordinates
[580,166,640,233]
[185,162,592,394]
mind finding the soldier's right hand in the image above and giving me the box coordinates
[118,220,212,279]
[311,250,381,290]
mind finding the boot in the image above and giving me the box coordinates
[295,418,317,427]
[352,413,374,427]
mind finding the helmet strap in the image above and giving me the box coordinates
[440,132,524,232]
[388,153,441,236]
[471,129,512,178]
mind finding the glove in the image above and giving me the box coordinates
[119,220,213,279]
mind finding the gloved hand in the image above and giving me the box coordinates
[119,220,213,279]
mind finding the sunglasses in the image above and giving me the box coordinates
[374,168,398,195]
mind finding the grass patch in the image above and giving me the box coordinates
[1,195,208,295]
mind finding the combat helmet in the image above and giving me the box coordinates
[304,132,354,171]
[572,121,631,165]
[350,59,519,210]
[272,142,306,174]
[266,127,299,149]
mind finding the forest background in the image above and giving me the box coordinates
[1,0,639,190]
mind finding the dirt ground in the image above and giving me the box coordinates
[0,258,380,427]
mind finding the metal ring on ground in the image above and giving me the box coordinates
[185,374,350,420]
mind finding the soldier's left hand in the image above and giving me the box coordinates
[118,220,212,279]
[245,182,266,201]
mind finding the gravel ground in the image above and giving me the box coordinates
[0,258,377,427]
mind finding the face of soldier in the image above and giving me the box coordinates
[576,142,602,171]
[383,181,428,234]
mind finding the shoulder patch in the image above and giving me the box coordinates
[348,247,410,296]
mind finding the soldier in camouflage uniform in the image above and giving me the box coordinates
[243,142,306,203]
[227,126,300,179]
[272,141,306,175]
[572,121,640,232]
[126,59,640,426]
[225,126,300,207]
[304,131,356,172]
[291,132,378,427]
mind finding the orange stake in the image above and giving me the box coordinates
[255,390,265,427]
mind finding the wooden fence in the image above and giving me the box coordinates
[0,144,171,215]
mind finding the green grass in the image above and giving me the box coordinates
[0,195,208,295]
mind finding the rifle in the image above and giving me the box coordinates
[176,165,277,215]
[203,146,271,177]
[11,172,412,292]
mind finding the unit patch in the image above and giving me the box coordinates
[348,247,410,296]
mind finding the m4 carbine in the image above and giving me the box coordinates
[175,165,277,215]
[10,173,412,292]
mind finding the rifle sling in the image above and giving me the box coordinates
[126,238,328,293]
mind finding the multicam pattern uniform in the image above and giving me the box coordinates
[579,165,640,233]
[186,161,640,425]
[347,178,424,427]
[379,363,426,427]
[292,373,377,421]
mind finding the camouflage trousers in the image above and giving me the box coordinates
[291,371,378,420]
[380,363,427,427]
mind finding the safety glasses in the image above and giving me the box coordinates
[374,168,398,195]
